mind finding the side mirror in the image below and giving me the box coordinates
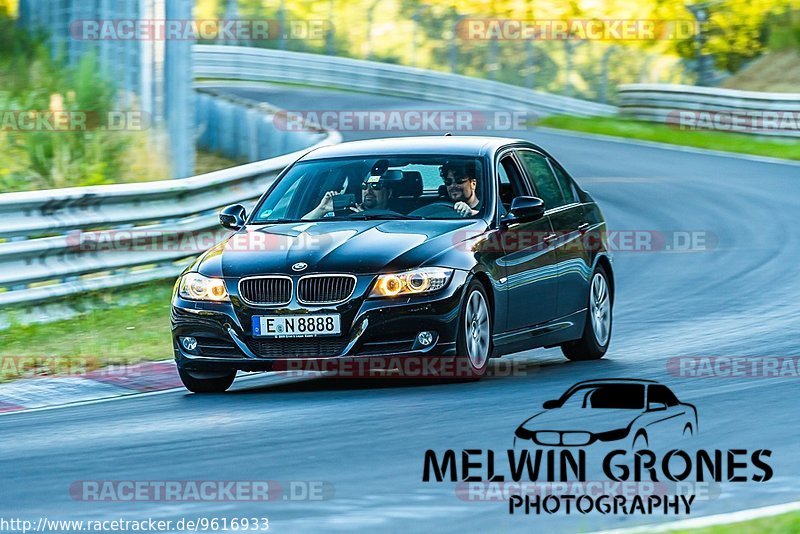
[220,204,247,230]
[542,399,560,409]
[648,402,667,412]
[502,196,545,226]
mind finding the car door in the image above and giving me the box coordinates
[495,150,559,334]
[642,384,691,446]
[516,149,592,320]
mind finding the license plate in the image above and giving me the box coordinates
[252,314,341,338]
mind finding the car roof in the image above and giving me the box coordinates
[567,378,659,388]
[299,135,538,161]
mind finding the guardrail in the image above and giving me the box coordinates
[619,84,800,137]
[0,128,341,308]
[192,45,617,118]
[195,88,328,161]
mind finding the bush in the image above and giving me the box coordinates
[0,11,169,192]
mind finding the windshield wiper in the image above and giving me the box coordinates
[346,214,424,220]
[254,219,301,224]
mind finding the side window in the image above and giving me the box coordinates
[648,385,679,407]
[550,160,578,205]
[517,150,566,210]
[497,155,527,212]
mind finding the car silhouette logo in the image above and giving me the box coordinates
[514,378,698,449]
[292,262,308,272]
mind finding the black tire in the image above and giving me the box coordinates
[561,264,612,361]
[455,279,493,380]
[178,367,236,393]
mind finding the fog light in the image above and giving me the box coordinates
[417,331,434,346]
[181,336,198,352]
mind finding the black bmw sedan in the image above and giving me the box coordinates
[171,136,613,392]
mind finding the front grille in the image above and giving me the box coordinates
[297,275,356,304]
[533,431,592,446]
[195,336,241,359]
[248,337,349,358]
[239,276,292,305]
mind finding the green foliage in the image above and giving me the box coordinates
[766,8,800,51]
[0,11,167,192]
[538,115,800,161]
[194,0,794,93]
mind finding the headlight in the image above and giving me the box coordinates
[370,268,452,297]
[178,273,229,302]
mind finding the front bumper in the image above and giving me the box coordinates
[171,270,469,373]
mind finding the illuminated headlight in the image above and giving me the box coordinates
[370,268,452,297]
[178,273,229,302]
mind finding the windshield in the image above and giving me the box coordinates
[559,384,645,409]
[251,155,486,222]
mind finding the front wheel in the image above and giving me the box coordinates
[561,265,612,361]
[455,280,493,379]
[178,367,236,393]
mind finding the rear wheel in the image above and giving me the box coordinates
[561,265,612,361]
[455,280,492,379]
[178,368,236,393]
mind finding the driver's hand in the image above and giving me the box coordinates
[349,204,365,213]
[317,191,339,212]
[454,201,477,217]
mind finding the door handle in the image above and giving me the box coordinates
[578,223,590,234]
[543,233,557,244]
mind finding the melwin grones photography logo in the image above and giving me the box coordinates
[422,378,773,517]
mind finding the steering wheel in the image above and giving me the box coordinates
[408,201,459,219]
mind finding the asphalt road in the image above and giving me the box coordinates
[2,85,799,533]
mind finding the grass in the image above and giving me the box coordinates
[537,116,800,161]
[195,150,243,175]
[0,280,175,382]
[672,510,800,533]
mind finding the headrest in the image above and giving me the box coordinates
[393,171,423,197]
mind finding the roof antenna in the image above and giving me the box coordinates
[444,132,452,136]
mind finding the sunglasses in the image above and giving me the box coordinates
[361,182,384,191]
[443,177,471,186]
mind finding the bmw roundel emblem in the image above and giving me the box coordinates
[292,262,308,272]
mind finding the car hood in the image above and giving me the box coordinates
[196,219,486,277]
[517,406,643,435]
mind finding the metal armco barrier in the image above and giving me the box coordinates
[619,83,800,137]
[0,129,341,307]
[195,89,328,162]
[192,45,618,118]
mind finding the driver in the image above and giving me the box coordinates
[303,175,393,219]
[441,161,481,217]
